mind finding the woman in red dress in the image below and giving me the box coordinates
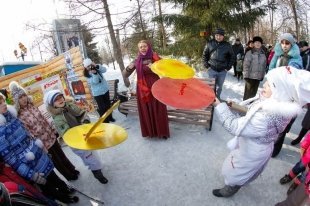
[124,40,170,138]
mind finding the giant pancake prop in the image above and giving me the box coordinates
[151,78,215,109]
[63,100,128,150]
[151,59,195,79]
[150,59,215,109]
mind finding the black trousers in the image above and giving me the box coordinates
[94,91,113,123]
[39,171,70,202]
[243,78,260,101]
[272,118,296,157]
[233,62,237,76]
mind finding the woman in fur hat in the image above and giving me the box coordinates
[212,66,310,198]
[44,89,108,184]
[243,36,267,100]
[9,81,80,181]
[0,92,78,204]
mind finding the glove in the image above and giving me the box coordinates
[31,172,46,185]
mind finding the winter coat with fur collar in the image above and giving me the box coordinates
[18,101,57,149]
[269,43,303,70]
[215,97,300,186]
[0,105,54,181]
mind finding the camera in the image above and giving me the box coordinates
[90,65,98,71]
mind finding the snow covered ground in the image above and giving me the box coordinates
[60,65,304,206]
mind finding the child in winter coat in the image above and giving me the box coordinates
[269,33,303,70]
[0,92,78,204]
[236,53,243,81]
[279,132,310,195]
[268,33,303,157]
[44,89,108,184]
[9,81,80,181]
[212,66,310,198]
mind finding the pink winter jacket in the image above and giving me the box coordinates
[18,102,57,150]
[301,133,310,165]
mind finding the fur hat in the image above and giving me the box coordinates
[9,81,27,111]
[83,58,92,68]
[44,89,64,106]
[279,33,295,45]
[214,28,225,36]
[266,66,310,106]
[253,36,263,44]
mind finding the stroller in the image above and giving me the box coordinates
[0,161,59,206]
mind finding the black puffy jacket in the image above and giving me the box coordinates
[202,39,235,72]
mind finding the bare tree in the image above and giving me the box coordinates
[157,0,166,50]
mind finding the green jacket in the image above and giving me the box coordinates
[47,100,88,137]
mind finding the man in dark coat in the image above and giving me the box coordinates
[202,28,235,99]
[232,38,244,76]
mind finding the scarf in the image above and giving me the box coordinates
[135,44,154,103]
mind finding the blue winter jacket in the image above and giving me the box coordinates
[0,106,54,181]
[86,65,109,97]
[269,43,303,70]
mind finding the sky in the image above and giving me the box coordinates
[0,0,62,63]
[0,0,174,63]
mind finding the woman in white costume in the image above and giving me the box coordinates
[212,66,310,197]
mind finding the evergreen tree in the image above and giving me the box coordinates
[155,0,268,62]
[123,14,152,59]
[81,25,101,63]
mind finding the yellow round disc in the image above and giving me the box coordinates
[63,123,128,150]
[151,59,195,79]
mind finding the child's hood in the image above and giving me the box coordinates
[46,97,74,116]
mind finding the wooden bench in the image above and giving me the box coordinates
[118,78,216,131]
[107,79,120,103]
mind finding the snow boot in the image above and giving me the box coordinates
[280,174,292,185]
[92,170,108,184]
[212,185,241,197]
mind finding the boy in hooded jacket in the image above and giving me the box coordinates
[44,89,108,184]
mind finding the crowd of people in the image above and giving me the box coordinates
[202,28,310,205]
[0,29,310,205]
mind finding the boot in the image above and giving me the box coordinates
[287,182,298,195]
[279,174,292,185]
[212,185,241,197]
[92,170,108,184]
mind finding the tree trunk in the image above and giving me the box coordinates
[268,0,274,44]
[289,0,299,40]
[101,0,127,84]
[157,0,166,50]
[136,0,147,39]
